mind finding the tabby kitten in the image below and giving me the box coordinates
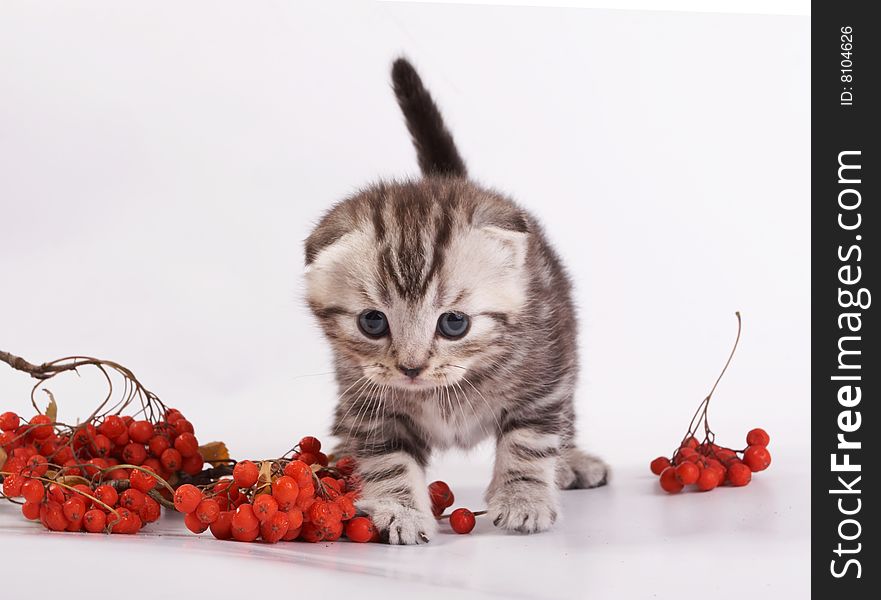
[304,58,608,544]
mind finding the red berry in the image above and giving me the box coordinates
[185,511,209,533]
[345,516,376,543]
[148,435,170,457]
[160,448,183,471]
[696,467,721,491]
[743,445,772,472]
[110,507,141,534]
[260,511,290,543]
[21,501,41,520]
[41,500,69,531]
[450,508,476,534]
[715,448,738,464]
[140,496,162,523]
[659,467,684,493]
[181,453,204,476]
[650,456,671,475]
[233,460,259,488]
[165,408,184,424]
[299,522,325,543]
[335,496,357,520]
[675,462,700,485]
[210,511,234,540]
[122,443,147,465]
[173,484,203,513]
[673,447,697,464]
[173,419,195,436]
[174,433,199,458]
[94,484,119,508]
[21,479,45,503]
[29,415,53,440]
[83,509,107,532]
[98,415,126,438]
[231,504,260,538]
[299,436,321,454]
[335,456,357,476]
[428,480,454,512]
[63,496,87,522]
[726,461,752,486]
[283,460,314,488]
[130,469,158,493]
[252,494,279,523]
[286,507,304,531]
[2,473,24,497]
[298,452,319,466]
[128,420,154,444]
[682,436,700,450]
[746,428,770,447]
[25,454,49,477]
[120,489,146,511]
[271,476,299,506]
[0,411,20,432]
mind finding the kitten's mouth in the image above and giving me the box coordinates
[393,375,435,390]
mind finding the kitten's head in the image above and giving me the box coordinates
[305,179,530,391]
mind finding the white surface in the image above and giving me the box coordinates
[0,460,809,599]
[0,1,809,598]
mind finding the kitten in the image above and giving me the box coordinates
[304,58,608,544]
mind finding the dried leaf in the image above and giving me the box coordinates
[198,441,229,466]
[56,475,90,487]
[0,447,7,472]
[45,390,58,422]
[255,460,273,495]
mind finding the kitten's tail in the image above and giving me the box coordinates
[391,57,467,178]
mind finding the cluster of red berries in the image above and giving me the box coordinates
[429,480,479,534]
[0,407,204,485]
[1,406,204,534]
[173,436,378,544]
[650,428,772,493]
[3,465,164,534]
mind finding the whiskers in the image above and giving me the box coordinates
[447,364,502,435]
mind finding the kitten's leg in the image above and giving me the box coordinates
[350,421,437,545]
[486,427,561,534]
[556,446,610,490]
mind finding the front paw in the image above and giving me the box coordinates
[357,498,437,545]
[488,486,559,534]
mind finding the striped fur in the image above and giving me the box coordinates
[304,58,608,544]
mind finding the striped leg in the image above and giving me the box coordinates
[486,427,561,533]
[355,445,436,545]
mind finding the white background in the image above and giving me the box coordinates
[1,2,809,598]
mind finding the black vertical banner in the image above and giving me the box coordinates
[813,2,878,596]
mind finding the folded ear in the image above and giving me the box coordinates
[480,225,529,272]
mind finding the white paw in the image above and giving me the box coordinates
[563,448,610,489]
[357,498,437,545]
[488,487,559,534]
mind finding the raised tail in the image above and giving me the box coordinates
[391,58,467,178]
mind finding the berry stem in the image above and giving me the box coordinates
[674,312,743,459]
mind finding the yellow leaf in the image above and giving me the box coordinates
[198,441,229,466]
[45,390,58,422]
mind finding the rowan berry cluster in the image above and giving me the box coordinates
[174,436,377,544]
[648,313,773,494]
[1,405,199,534]
[429,480,482,534]
[651,428,772,493]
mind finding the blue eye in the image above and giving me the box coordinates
[358,310,389,338]
[437,312,470,339]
